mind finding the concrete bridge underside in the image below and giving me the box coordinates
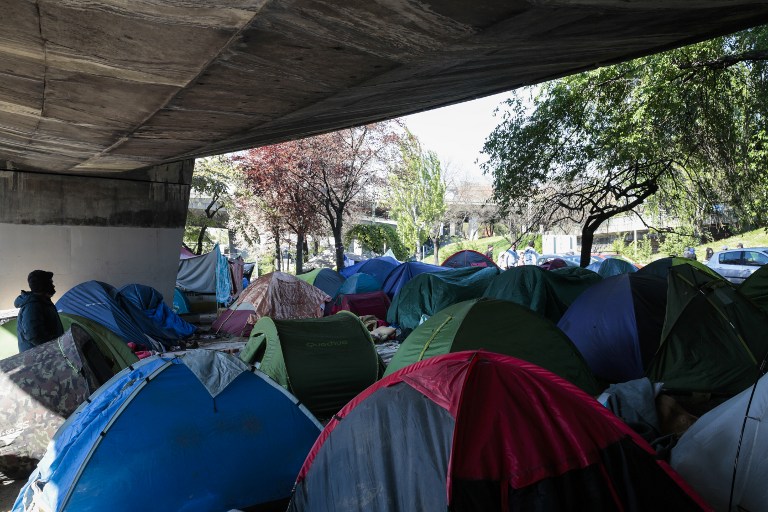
[2,0,768,305]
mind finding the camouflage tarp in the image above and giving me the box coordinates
[0,325,106,479]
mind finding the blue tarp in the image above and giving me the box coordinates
[14,351,322,512]
[339,256,399,284]
[557,273,667,383]
[382,261,448,298]
[56,281,194,349]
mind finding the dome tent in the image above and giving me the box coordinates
[381,260,448,298]
[441,249,498,269]
[212,272,330,336]
[483,265,601,323]
[648,265,768,395]
[240,312,384,420]
[557,273,667,383]
[384,298,600,395]
[14,350,322,512]
[587,257,637,277]
[638,256,719,280]
[339,256,399,283]
[671,373,768,511]
[387,266,499,333]
[296,267,346,298]
[289,351,708,511]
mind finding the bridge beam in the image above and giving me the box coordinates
[0,160,193,308]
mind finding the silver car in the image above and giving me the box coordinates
[706,247,768,284]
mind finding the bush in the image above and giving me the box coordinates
[346,224,410,261]
[657,229,699,258]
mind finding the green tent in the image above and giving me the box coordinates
[386,266,500,332]
[738,264,768,314]
[295,267,346,298]
[0,319,19,360]
[483,265,601,322]
[637,256,719,280]
[0,314,137,371]
[240,311,383,420]
[648,265,768,395]
[59,314,138,373]
[384,297,600,395]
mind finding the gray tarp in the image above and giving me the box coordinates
[176,245,220,293]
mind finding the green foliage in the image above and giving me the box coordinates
[518,234,542,254]
[631,236,655,264]
[258,258,275,276]
[657,228,700,258]
[611,234,629,255]
[387,132,447,253]
[346,224,410,261]
[482,27,768,251]
[185,155,240,254]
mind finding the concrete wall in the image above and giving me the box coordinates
[0,161,193,309]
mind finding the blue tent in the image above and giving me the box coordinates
[339,256,399,283]
[587,257,637,278]
[56,281,194,349]
[337,273,382,295]
[296,268,346,298]
[382,261,448,298]
[118,284,196,339]
[14,350,322,512]
[172,287,191,314]
[57,281,150,348]
[557,273,667,383]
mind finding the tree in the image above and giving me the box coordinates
[298,123,401,271]
[482,27,768,266]
[237,143,323,274]
[346,223,409,261]
[388,132,447,263]
[186,155,238,255]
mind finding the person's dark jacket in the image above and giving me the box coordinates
[14,291,64,352]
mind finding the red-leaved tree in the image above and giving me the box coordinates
[298,123,401,271]
[237,142,323,274]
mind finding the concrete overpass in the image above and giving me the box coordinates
[2,0,768,305]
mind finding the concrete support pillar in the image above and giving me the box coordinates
[0,160,193,308]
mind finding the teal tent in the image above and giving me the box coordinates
[386,266,500,332]
[483,265,601,322]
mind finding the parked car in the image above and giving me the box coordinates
[561,254,603,266]
[706,247,768,284]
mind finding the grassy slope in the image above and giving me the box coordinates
[427,227,768,265]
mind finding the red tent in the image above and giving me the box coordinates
[289,351,710,511]
[442,249,498,269]
[329,290,391,320]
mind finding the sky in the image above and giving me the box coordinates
[400,91,514,185]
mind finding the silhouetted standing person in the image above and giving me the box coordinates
[14,270,64,352]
